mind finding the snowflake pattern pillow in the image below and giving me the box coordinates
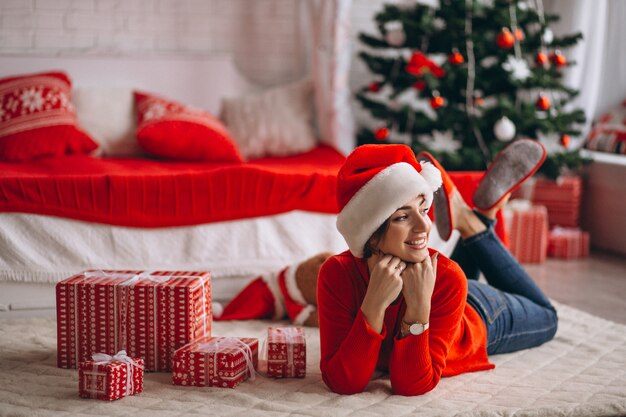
[220,79,318,159]
[135,91,243,162]
[585,99,626,154]
[0,71,98,161]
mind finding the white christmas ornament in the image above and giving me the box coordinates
[432,17,446,30]
[493,116,516,141]
[502,56,531,81]
[542,28,554,45]
[418,130,461,153]
[384,21,406,47]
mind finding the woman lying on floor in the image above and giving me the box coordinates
[318,140,558,396]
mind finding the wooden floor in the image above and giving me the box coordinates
[523,249,626,325]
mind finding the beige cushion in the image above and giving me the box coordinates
[73,87,139,157]
[220,79,317,159]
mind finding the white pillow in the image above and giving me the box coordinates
[73,87,139,157]
[220,79,318,159]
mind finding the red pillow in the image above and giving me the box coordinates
[134,91,243,162]
[0,71,98,161]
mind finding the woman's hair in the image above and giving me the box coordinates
[363,218,391,258]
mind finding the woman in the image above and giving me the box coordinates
[318,141,557,396]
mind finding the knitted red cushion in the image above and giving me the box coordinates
[0,71,98,161]
[134,91,243,162]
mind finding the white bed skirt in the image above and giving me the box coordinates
[0,211,457,315]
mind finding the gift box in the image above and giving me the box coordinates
[172,336,258,388]
[267,327,306,378]
[56,270,212,371]
[79,351,144,401]
[548,227,590,259]
[530,176,582,228]
[504,200,549,263]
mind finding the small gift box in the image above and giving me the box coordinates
[504,200,549,264]
[79,350,144,401]
[172,336,258,388]
[548,227,590,259]
[267,327,306,378]
[56,270,211,371]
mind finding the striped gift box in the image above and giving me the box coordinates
[530,176,582,228]
[504,200,549,263]
[548,227,590,259]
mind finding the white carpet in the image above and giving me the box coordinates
[1,302,625,417]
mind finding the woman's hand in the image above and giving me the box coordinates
[361,253,405,333]
[401,252,438,325]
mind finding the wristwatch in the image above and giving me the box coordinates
[401,320,429,336]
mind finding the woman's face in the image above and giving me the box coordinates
[376,195,431,263]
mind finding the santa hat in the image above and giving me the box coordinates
[214,272,284,321]
[336,144,442,258]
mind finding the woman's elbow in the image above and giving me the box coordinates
[322,371,367,395]
[391,376,439,396]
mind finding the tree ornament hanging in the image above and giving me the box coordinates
[550,50,567,67]
[493,116,516,141]
[560,133,571,148]
[536,94,551,111]
[384,21,406,47]
[413,80,426,91]
[448,49,465,65]
[514,28,525,41]
[496,27,515,49]
[430,92,445,109]
[368,81,381,93]
[542,28,554,45]
[473,91,485,107]
[536,51,549,66]
[374,127,390,141]
[503,56,531,81]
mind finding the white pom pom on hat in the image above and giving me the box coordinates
[336,144,442,258]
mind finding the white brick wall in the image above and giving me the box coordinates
[0,0,389,88]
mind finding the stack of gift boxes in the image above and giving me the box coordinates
[505,176,590,263]
[57,269,306,401]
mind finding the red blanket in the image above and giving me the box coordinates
[0,144,507,245]
[0,145,344,228]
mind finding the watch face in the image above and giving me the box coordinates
[409,323,425,335]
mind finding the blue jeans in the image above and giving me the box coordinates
[450,211,558,355]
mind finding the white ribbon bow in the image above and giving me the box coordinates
[197,338,256,384]
[92,350,144,397]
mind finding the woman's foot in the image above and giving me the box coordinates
[450,188,488,239]
[473,139,546,210]
[416,151,456,241]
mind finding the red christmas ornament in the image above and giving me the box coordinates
[374,127,390,141]
[514,28,525,41]
[413,80,426,91]
[430,95,445,109]
[368,81,381,93]
[536,52,549,66]
[536,94,551,111]
[448,50,464,65]
[473,94,485,107]
[560,134,571,148]
[551,50,567,67]
[496,28,515,49]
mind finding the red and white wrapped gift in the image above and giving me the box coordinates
[267,327,306,378]
[56,270,211,371]
[548,227,590,259]
[504,200,549,263]
[531,176,582,228]
[79,350,144,401]
[172,336,258,388]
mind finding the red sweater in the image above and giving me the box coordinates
[317,249,494,396]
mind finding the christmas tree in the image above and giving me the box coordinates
[356,0,587,179]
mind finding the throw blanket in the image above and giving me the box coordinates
[1,302,625,416]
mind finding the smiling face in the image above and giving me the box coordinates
[375,195,432,263]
